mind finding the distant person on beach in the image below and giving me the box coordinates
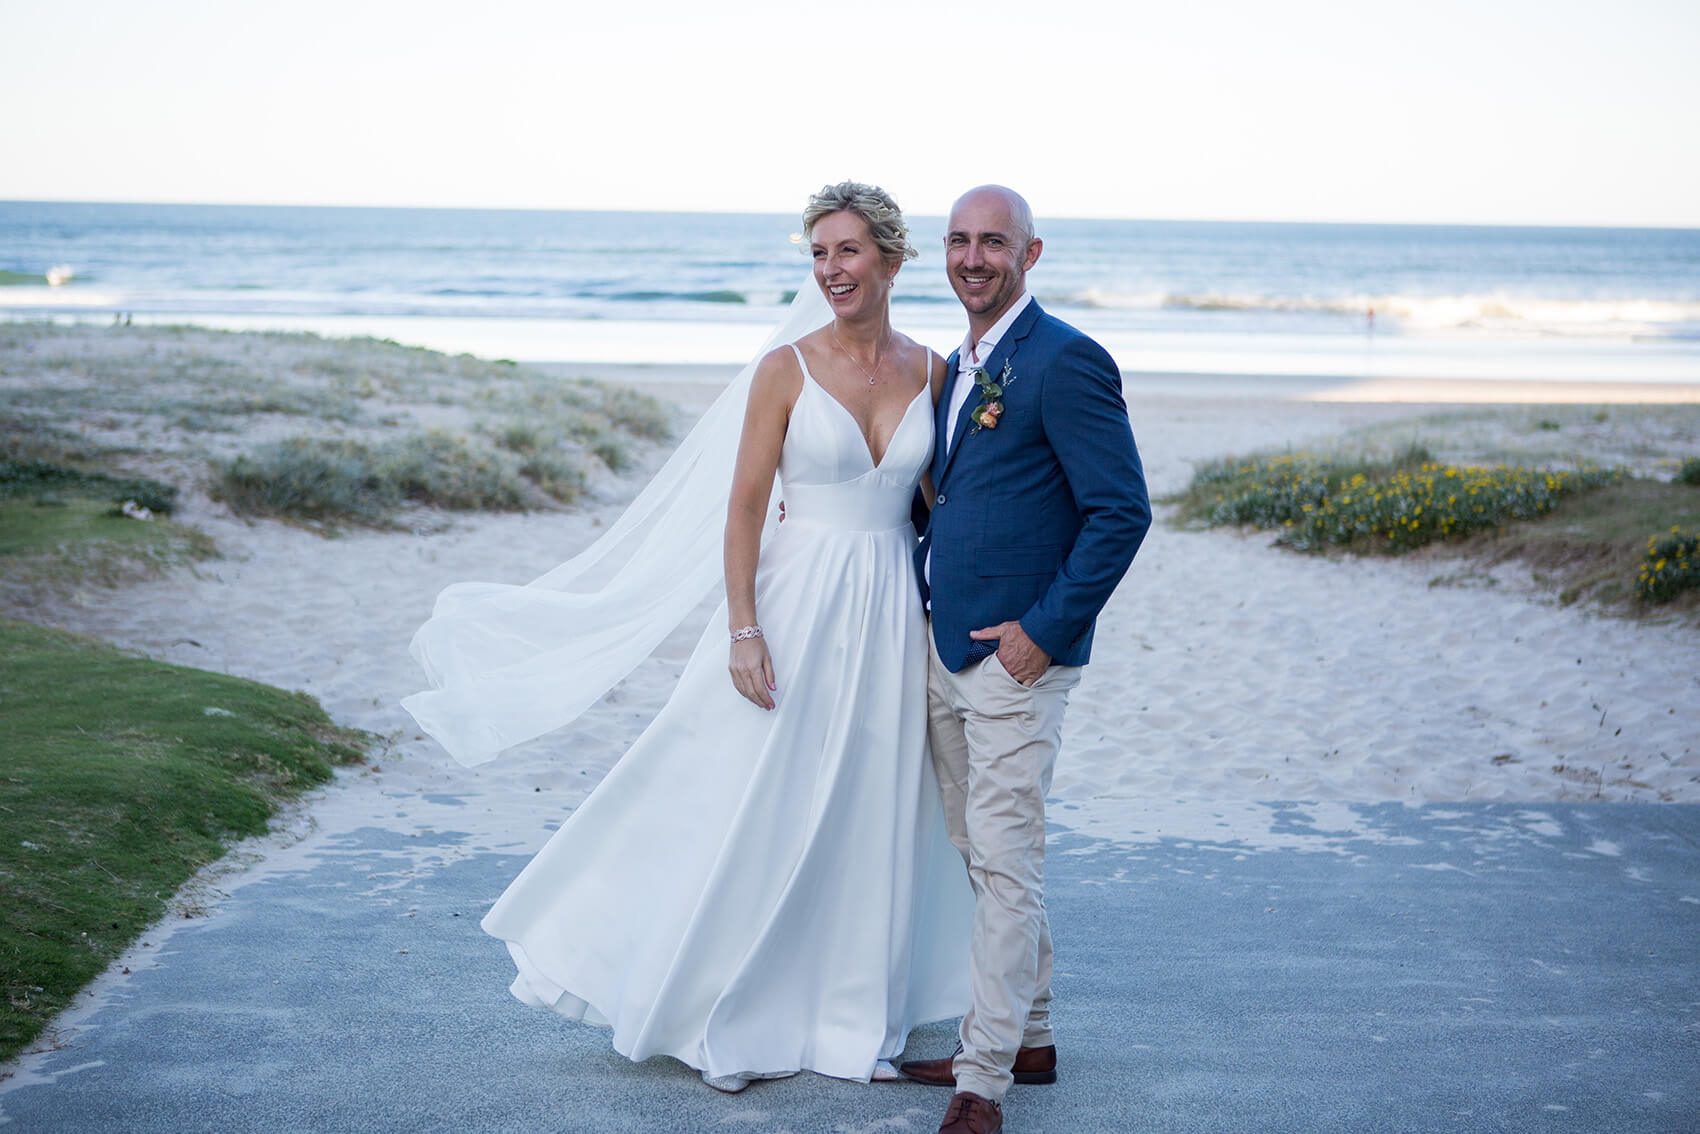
[405,182,976,1092]
[898,186,1150,1134]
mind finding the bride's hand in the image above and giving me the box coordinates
[729,638,776,710]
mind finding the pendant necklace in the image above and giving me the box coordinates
[831,325,887,386]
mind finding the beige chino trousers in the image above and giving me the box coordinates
[925,623,1081,1103]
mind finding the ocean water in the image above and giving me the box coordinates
[3,201,1697,383]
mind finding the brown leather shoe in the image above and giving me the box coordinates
[900,1044,1058,1086]
[938,1091,1002,1134]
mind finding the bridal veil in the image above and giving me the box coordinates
[403,281,832,766]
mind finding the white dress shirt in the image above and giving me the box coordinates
[942,290,1034,459]
[926,290,1034,592]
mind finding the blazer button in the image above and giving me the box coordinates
[936,493,947,506]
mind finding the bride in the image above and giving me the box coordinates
[403,182,973,1092]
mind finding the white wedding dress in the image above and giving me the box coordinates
[478,345,974,1082]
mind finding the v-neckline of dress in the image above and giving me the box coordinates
[793,346,927,471]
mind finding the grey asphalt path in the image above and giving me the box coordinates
[3,803,1696,1133]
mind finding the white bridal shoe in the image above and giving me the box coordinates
[701,1069,800,1093]
[703,1064,897,1091]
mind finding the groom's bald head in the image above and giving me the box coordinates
[950,185,1036,244]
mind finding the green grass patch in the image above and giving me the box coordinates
[1440,478,1700,613]
[0,617,370,1060]
[0,424,213,596]
[1,456,177,516]
[0,497,210,568]
[0,417,174,515]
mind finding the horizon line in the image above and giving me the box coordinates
[2,196,1697,234]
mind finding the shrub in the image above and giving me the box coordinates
[518,455,586,505]
[215,433,534,526]
[1182,447,1624,554]
[1676,457,1700,487]
[599,386,672,442]
[216,438,393,524]
[1183,447,1430,532]
[1636,528,1700,604]
[378,432,528,511]
[589,436,630,473]
[495,423,546,455]
[213,428,607,527]
[1281,462,1623,553]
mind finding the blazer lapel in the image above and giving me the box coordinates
[935,300,1044,490]
[934,347,960,485]
[944,361,979,459]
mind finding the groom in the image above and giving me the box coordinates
[906,186,1150,1134]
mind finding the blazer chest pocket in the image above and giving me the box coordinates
[976,543,1065,577]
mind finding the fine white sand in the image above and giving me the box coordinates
[27,369,1697,872]
[8,358,1697,1072]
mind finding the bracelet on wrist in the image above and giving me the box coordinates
[730,625,763,642]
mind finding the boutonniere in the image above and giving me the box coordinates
[967,360,1017,434]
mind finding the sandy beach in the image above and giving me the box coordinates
[7,15,1699,1119]
[5,330,1699,1128]
[14,349,1696,855]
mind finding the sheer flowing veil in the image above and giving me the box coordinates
[403,280,833,766]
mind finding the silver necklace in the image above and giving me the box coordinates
[831,325,888,386]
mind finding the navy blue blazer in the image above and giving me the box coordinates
[914,300,1150,673]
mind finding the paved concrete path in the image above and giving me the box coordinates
[4,802,1696,1132]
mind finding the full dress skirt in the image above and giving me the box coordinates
[481,356,974,1081]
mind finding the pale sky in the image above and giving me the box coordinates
[2,0,1697,226]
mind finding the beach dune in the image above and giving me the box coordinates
[14,350,1693,835]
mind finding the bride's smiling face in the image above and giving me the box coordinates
[811,211,894,318]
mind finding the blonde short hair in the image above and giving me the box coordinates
[802,181,918,263]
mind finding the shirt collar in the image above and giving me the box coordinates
[959,291,1034,370]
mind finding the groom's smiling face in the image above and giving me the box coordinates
[945,188,1042,330]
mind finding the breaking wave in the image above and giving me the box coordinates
[607,289,749,304]
[1065,288,1700,336]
